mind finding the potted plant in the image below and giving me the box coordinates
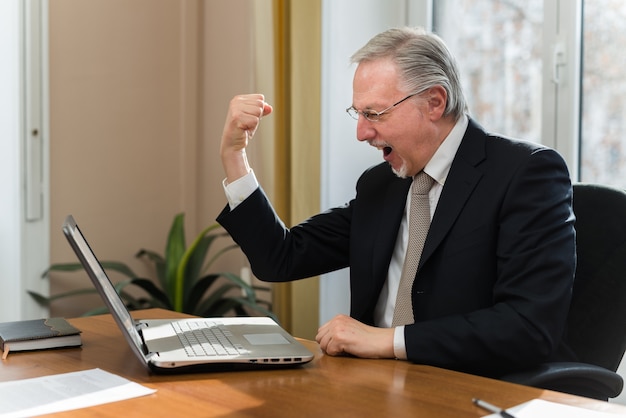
[29,213,274,320]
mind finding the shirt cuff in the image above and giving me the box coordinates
[393,326,408,360]
[222,170,259,210]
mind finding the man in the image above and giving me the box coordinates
[217,27,576,378]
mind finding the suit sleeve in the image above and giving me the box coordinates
[217,187,352,282]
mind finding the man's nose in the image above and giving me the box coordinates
[356,117,376,142]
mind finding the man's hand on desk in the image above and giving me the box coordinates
[316,314,395,359]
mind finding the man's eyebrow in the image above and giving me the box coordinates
[353,103,380,111]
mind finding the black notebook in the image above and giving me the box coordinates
[0,317,82,359]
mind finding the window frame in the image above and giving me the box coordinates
[543,0,583,181]
[0,0,50,321]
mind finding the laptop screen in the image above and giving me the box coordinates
[62,215,149,367]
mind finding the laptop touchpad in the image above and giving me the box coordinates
[244,333,290,345]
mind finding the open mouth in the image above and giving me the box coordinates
[369,141,393,159]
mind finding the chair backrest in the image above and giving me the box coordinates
[566,183,626,371]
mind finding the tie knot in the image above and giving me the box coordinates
[412,171,435,195]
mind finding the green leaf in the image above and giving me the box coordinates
[119,290,162,311]
[83,306,111,316]
[184,235,216,289]
[112,278,136,293]
[129,278,172,309]
[27,290,50,306]
[173,223,221,312]
[192,283,241,315]
[44,261,137,279]
[135,249,166,288]
[186,271,259,316]
[42,263,86,277]
[203,243,238,275]
[185,273,221,313]
[218,272,256,301]
[27,288,99,306]
[99,261,137,279]
[197,282,255,316]
[117,290,144,308]
[164,213,187,299]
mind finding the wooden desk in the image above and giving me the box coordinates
[1,309,625,417]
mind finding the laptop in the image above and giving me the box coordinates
[62,214,314,373]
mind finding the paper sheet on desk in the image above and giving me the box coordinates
[483,399,620,418]
[0,368,156,418]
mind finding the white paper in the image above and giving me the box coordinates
[484,399,621,418]
[0,368,156,417]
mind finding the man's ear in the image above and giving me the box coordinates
[426,86,447,121]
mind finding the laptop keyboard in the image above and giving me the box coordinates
[172,321,247,357]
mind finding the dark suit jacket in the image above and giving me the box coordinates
[217,119,577,378]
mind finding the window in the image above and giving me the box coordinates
[580,0,626,188]
[433,0,544,143]
[433,0,626,189]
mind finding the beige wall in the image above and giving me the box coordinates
[48,0,269,316]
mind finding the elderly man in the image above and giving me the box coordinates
[216,27,576,378]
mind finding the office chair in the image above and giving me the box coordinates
[502,183,626,401]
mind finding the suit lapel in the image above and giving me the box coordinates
[371,176,411,288]
[420,119,486,266]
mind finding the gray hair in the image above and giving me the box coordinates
[351,27,468,120]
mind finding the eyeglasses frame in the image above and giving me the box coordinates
[346,92,421,122]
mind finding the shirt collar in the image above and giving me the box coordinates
[424,113,468,186]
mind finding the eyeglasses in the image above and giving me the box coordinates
[346,92,420,122]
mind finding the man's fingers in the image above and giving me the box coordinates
[230,95,272,141]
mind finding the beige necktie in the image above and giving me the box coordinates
[392,171,435,326]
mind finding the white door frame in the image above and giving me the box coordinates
[0,0,49,321]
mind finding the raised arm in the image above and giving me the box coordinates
[220,94,273,183]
